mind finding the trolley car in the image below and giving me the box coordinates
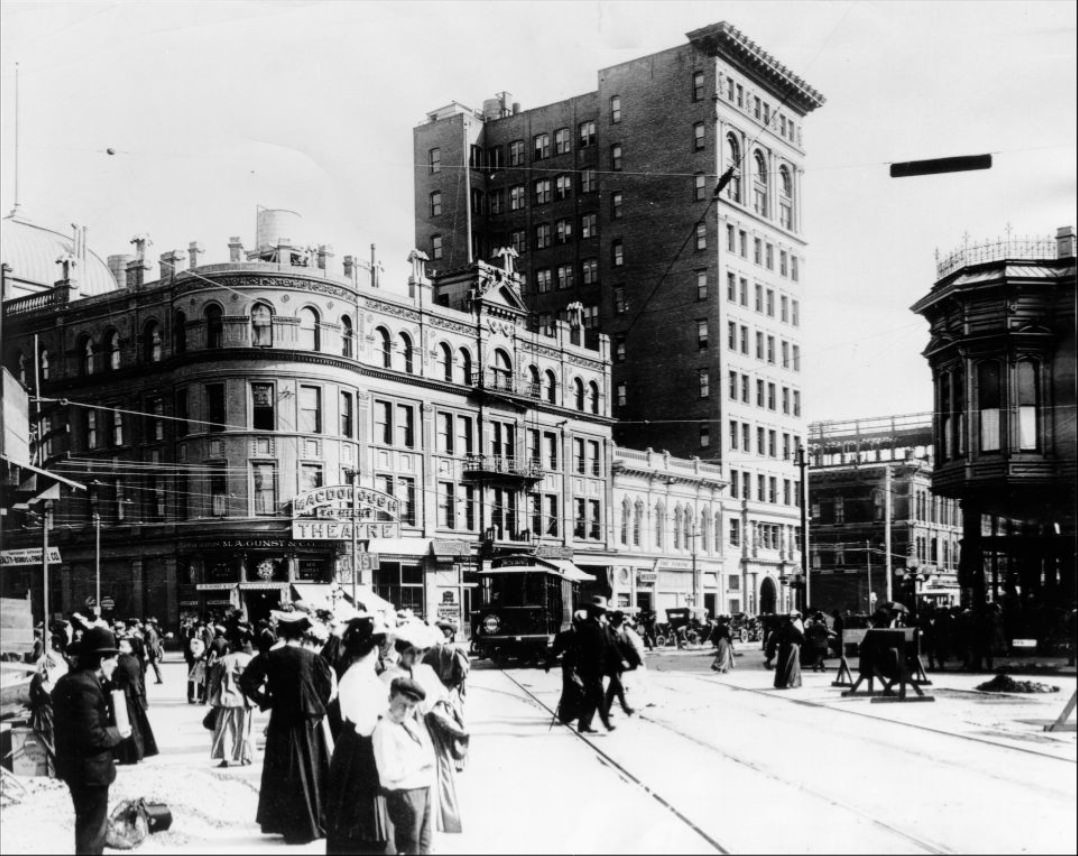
[469,554,594,663]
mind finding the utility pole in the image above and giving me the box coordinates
[94,511,101,607]
[349,468,359,604]
[884,464,893,602]
[866,539,873,613]
[41,501,52,625]
[796,445,809,611]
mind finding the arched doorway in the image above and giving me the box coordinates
[759,576,777,615]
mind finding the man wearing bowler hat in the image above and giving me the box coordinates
[573,595,621,733]
[52,626,132,855]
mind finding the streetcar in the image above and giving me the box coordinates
[469,554,594,664]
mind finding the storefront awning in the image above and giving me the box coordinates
[238,582,288,591]
[290,583,335,609]
[196,583,237,592]
[366,537,434,558]
[478,563,594,583]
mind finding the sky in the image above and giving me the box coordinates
[1,0,1075,423]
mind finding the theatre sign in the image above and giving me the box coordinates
[290,485,400,540]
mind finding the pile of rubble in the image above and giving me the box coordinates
[975,673,1061,694]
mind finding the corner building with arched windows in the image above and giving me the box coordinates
[2,211,732,630]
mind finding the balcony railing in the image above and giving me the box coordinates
[462,454,544,481]
[935,235,1056,279]
[470,371,541,399]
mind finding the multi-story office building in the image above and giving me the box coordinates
[1,209,729,628]
[807,414,962,615]
[414,21,824,615]
[912,226,1076,610]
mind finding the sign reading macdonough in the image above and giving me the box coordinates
[291,484,399,540]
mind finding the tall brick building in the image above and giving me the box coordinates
[414,22,824,613]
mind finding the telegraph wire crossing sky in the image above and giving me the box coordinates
[1,0,1074,423]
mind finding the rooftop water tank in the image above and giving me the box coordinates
[255,208,303,252]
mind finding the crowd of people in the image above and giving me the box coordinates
[33,602,471,855]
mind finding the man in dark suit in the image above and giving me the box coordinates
[52,626,132,855]
[574,595,621,734]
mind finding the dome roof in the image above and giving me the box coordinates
[1,212,119,297]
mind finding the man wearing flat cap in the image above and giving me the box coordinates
[52,627,132,855]
[373,677,436,854]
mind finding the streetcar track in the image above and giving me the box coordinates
[492,668,733,855]
[676,670,1077,766]
[498,668,955,855]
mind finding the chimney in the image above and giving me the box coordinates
[343,255,355,280]
[188,241,204,269]
[316,244,333,271]
[228,236,244,262]
[1056,226,1075,259]
[108,254,133,288]
[512,102,521,115]
[126,258,150,290]
[159,250,183,281]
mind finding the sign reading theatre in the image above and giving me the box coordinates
[291,484,399,540]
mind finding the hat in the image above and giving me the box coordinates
[390,676,426,703]
[393,622,435,650]
[342,615,375,648]
[78,626,120,656]
[587,595,609,612]
[435,619,458,631]
[789,610,802,619]
[272,611,312,635]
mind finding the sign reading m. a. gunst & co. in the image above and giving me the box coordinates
[291,484,399,540]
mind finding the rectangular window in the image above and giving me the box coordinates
[299,462,323,493]
[615,286,627,314]
[754,238,762,265]
[791,299,800,326]
[456,415,473,455]
[428,147,441,173]
[698,369,710,398]
[730,471,740,498]
[739,230,747,257]
[755,283,763,312]
[693,71,705,101]
[398,476,416,525]
[579,121,596,148]
[769,476,777,503]
[251,382,274,430]
[758,474,766,502]
[614,334,626,362]
[438,481,456,528]
[582,258,599,285]
[741,374,750,403]
[147,397,165,442]
[555,218,573,245]
[729,419,738,449]
[783,479,792,505]
[792,344,801,371]
[536,269,552,293]
[299,385,322,434]
[728,371,738,399]
[252,462,277,516]
[768,430,777,458]
[697,319,708,349]
[694,173,706,201]
[86,409,98,449]
[693,122,705,151]
[740,325,749,355]
[588,499,601,540]
[728,321,737,350]
[207,384,225,433]
[766,244,774,270]
[616,382,626,407]
[555,174,572,200]
[767,336,775,365]
[509,185,525,211]
[340,391,354,438]
[580,169,597,193]
[611,192,623,219]
[979,361,1002,452]
[509,140,524,166]
[431,235,443,260]
[780,251,788,277]
[727,224,736,250]
[556,264,574,290]
[610,95,621,123]
[755,331,764,360]
[793,390,801,417]
[695,223,707,250]
[430,191,442,216]
[395,404,414,448]
[766,289,775,317]
[210,465,227,517]
[581,213,597,238]
[1018,361,1039,451]
[535,223,552,249]
[534,179,552,205]
[612,240,624,267]
[781,295,789,322]
[757,379,765,407]
[610,144,623,171]
[757,427,765,456]
[782,341,790,369]
[436,412,454,455]
[533,133,550,160]
[374,400,391,444]
[767,383,776,410]
[791,257,799,282]
[554,127,571,154]
[740,278,748,306]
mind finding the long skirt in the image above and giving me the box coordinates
[426,718,463,834]
[324,725,391,854]
[115,697,159,764]
[210,706,254,764]
[556,671,584,724]
[775,642,802,689]
[711,638,736,673]
[256,716,330,843]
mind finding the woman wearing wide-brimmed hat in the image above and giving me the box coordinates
[240,610,334,845]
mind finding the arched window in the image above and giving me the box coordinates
[977,360,1001,452]
[251,303,273,347]
[205,305,223,349]
[491,349,512,390]
[528,365,541,397]
[145,321,162,362]
[674,507,683,550]
[779,165,793,230]
[340,315,354,358]
[683,508,693,550]
[1017,360,1039,451]
[633,501,643,546]
[399,332,414,373]
[588,381,600,414]
[39,349,50,381]
[298,307,320,351]
[105,331,121,370]
[173,310,187,354]
[458,348,472,384]
[544,370,557,404]
[376,327,392,368]
[620,498,631,545]
[655,502,665,549]
[699,511,710,554]
[753,150,768,217]
[573,378,585,410]
[714,512,722,552]
[437,343,453,381]
[16,351,28,387]
[725,134,742,202]
[80,335,95,376]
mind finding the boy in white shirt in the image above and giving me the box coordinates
[372,677,435,854]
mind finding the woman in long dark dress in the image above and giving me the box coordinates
[773,612,805,689]
[710,619,736,673]
[112,635,159,764]
[240,612,333,845]
[324,616,392,855]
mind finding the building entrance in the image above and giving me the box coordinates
[244,589,282,626]
[759,576,777,615]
